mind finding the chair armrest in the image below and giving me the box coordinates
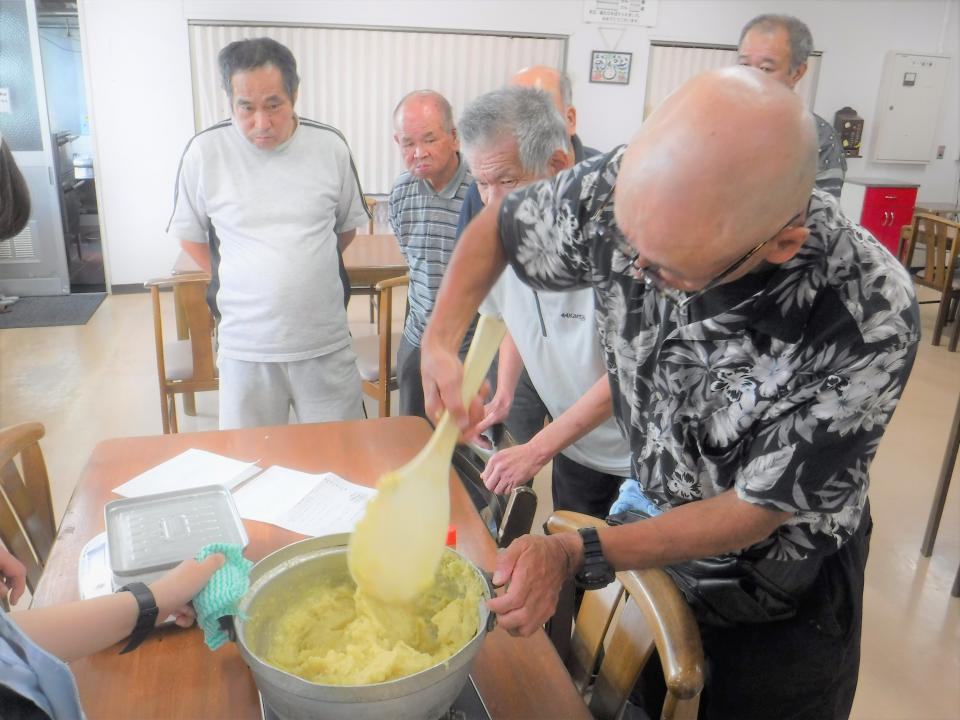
[546,510,705,701]
[0,423,45,468]
[618,569,704,701]
[374,274,409,292]
[545,510,605,535]
[914,212,960,231]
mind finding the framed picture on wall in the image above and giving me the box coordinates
[590,50,632,84]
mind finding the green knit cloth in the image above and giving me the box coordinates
[194,543,253,651]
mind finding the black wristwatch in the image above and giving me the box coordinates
[118,582,159,654]
[575,526,615,590]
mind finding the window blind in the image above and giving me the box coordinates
[644,42,821,118]
[188,23,566,194]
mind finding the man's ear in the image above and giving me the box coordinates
[565,105,577,137]
[393,132,401,146]
[548,148,573,175]
[788,62,808,88]
[766,226,809,265]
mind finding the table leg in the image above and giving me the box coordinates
[921,395,960,556]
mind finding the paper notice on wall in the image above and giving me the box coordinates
[0,88,11,114]
[583,0,659,27]
[232,465,376,537]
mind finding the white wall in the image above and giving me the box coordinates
[80,0,960,286]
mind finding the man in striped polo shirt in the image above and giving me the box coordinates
[389,90,475,419]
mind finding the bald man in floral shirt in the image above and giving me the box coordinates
[421,67,919,719]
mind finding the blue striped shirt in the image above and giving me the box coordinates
[389,157,474,348]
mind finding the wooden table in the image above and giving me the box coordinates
[34,417,589,720]
[342,232,406,268]
[342,233,408,323]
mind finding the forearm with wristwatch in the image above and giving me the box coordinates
[555,527,616,590]
[9,577,186,663]
[552,490,793,593]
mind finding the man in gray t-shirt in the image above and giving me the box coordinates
[167,38,369,429]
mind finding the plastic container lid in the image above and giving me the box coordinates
[105,485,248,580]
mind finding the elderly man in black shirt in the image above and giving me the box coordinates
[420,67,919,719]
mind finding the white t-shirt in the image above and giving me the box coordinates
[481,270,632,477]
[167,118,368,362]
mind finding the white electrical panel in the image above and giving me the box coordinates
[872,51,950,163]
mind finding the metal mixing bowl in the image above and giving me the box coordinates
[230,534,493,720]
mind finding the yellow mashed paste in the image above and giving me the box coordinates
[258,553,485,685]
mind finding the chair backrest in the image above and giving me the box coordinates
[0,422,55,599]
[145,274,217,386]
[546,511,704,720]
[904,213,960,291]
[451,425,538,547]
[144,274,218,433]
[356,274,407,417]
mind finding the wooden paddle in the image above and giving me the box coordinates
[348,315,507,604]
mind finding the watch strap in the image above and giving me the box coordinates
[118,582,159,654]
[575,526,615,590]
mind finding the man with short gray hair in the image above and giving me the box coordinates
[456,66,602,462]
[168,37,369,429]
[738,13,847,197]
[459,86,631,517]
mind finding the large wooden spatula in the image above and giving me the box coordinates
[348,315,507,604]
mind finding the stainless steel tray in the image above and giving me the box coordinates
[105,484,248,582]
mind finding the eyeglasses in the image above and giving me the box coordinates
[588,190,809,310]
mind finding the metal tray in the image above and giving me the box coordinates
[105,484,248,581]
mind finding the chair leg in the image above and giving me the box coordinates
[932,297,951,346]
[380,387,390,418]
[369,294,375,324]
[950,309,960,352]
[169,394,180,434]
[160,389,171,434]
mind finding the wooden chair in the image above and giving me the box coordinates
[145,274,218,433]
[0,422,55,608]
[355,195,379,323]
[902,213,960,350]
[353,274,407,417]
[546,511,705,720]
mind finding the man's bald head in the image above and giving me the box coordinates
[510,65,576,138]
[615,66,817,291]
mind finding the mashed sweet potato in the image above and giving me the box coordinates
[259,552,485,685]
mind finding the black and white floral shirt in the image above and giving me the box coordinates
[498,146,920,563]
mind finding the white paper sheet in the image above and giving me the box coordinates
[232,465,376,537]
[112,448,261,498]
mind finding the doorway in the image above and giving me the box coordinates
[36,0,105,293]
